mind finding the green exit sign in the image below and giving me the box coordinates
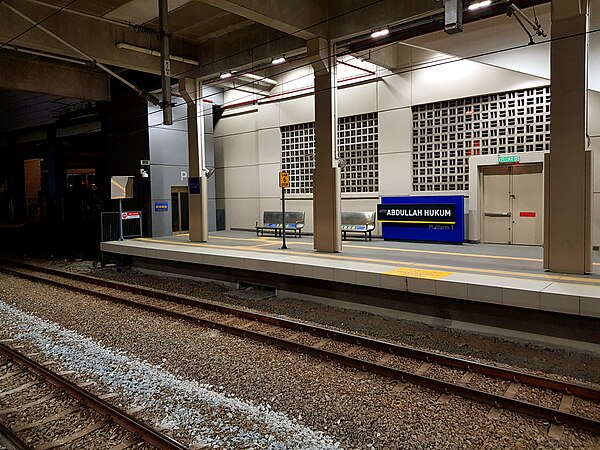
[498,155,520,164]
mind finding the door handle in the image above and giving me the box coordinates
[484,212,512,217]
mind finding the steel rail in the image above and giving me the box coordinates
[1,264,600,434]
[0,421,32,450]
[4,260,600,402]
[0,343,188,450]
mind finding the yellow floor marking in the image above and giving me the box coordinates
[248,242,280,248]
[385,267,453,280]
[134,238,600,284]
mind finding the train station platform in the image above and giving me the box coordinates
[101,231,600,350]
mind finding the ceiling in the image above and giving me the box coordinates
[0,0,551,128]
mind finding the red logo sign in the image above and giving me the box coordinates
[122,212,141,220]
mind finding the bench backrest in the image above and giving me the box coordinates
[341,211,375,226]
[263,211,305,225]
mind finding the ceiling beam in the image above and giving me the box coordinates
[0,53,110,101]
[0,0,198,77]
[197,23,307,78]
[328,0,443,42]
[198,0,328,40]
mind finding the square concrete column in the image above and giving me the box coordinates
[309,38,342,253]
[544,0,592,274]
[180,77,209,242]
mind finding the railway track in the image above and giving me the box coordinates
[0,340,187,450]
[1,260,600,438]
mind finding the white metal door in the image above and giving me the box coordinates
[512,165,543,245]
[482,164,543,245]
[483,166,511,244]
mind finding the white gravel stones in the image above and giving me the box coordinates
[0,301,341,449]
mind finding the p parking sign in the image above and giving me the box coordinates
[279,171,290,188]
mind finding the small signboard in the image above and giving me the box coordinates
[154,202,169,212]
[498,155,519,164]
[122,211,141,220]
[189,177,201,194]
[279,171,290,188]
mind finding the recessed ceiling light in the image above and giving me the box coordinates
[220,72,232,79]
[271,56,286,65]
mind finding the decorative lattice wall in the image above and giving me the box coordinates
[281,113,379,194]
[338,112,379,193]
[281,122,315,195]
[411,86,550,192]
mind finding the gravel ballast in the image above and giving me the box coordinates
[1,262,600,448]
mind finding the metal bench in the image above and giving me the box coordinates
[256,211,305,238]
[341,211,376,241]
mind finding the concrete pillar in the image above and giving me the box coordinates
[544,0,592,274]
[180,77,209,242]
[309,38,342,253]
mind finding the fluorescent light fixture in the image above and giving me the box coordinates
[240,73,278,86]
[271,56,286,65]
[370,28,389,38]
[116,42,199,65]
[220,72,232,79]
[468,0,492,11]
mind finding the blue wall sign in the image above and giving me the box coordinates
[378,195,465,243]
[154,202,169,212]
[188,177,201,194]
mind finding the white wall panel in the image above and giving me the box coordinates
[280,66,313,93]
[378,152,411,196]
[221,198,261,229]
[219,132,258,167]
[258,128,281,165]
[258,102,280,130]
[338,83,377,117]
[213,137,224,168]
[589,90,600,137]
[589,27,600,92]
[379,108,411,154]
[474,45,550,80]
[220,166,259,199]
[280,96,314,126]
[214,111,258,137]
[412,60,548,105]
[259,163,281,198]
[593,137,600,193]
[377,73,411,111]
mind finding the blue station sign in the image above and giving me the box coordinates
[378,195,465,243]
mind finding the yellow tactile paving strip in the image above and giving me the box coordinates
[134,236,600,286]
